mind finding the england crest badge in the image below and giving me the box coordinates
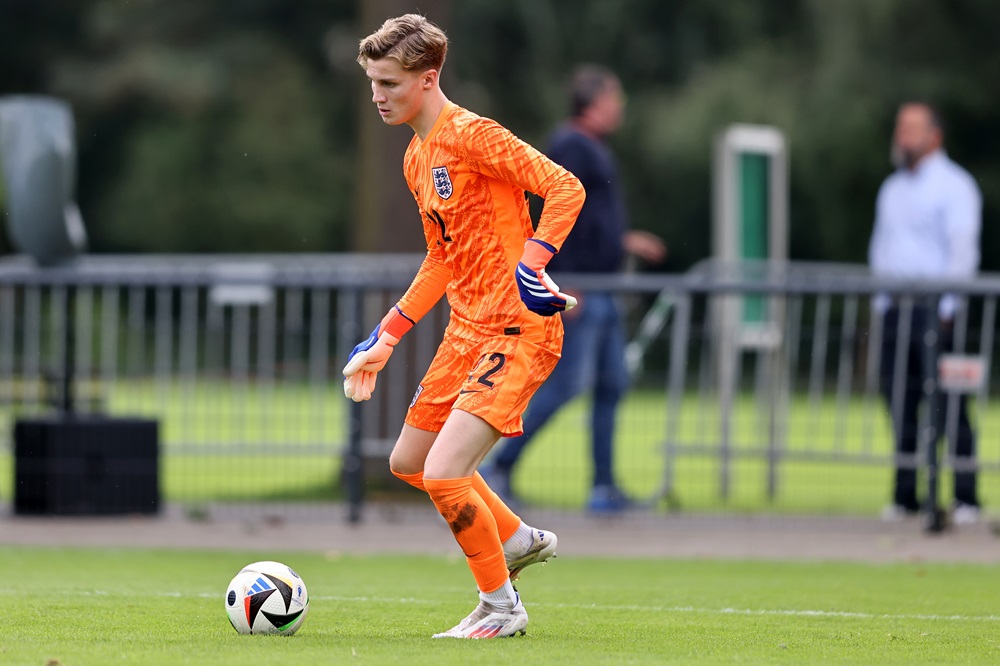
[432,166,453,199]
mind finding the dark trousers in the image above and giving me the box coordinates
[494,293,628,489]
[879,306,979,509]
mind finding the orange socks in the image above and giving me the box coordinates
[392,469,426,491]
[471,472,521,543]
[392,467,522,593]
[392,469,522,545]
[423,476,509,594]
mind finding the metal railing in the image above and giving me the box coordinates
[643,260,1000,525]
[1,255,998,522]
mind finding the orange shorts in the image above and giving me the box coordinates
[405,329,562,437]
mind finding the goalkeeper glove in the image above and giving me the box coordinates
[342,306,413,402]
[515,238,578,317]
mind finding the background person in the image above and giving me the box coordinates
[868,101,982,524]
[486,65,666,513]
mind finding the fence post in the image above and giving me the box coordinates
[59,283,76,414]
[342,287,365,523]
[718,293,736,502]
[920,295,945,532]
[656,291,689,508]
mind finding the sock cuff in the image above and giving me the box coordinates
[391,469,425,492]
[503,521,534,555]
[480,578,518,606]
[423,476,474,502]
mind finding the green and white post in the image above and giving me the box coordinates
[712,124,788,502]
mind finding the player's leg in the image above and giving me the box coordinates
[388,424,437,487]
[392,329,480,490]
[388,421,550,581]
[390,429,552,581]
[588,294,631,512]
[429,335,561,638]
[878,307,921,516]
[951,394,980,523]
[941,326,980,512]
[467,335,562,578]
[424,409,527,638]
[489,302,595,496]
[938,323,981,518]
[391,333,550,581]
[472,466,557,582]
[470,473,518,540]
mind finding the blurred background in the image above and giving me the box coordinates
[1,0,999,523]
[2,0,998,266]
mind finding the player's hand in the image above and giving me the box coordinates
[561,290,584,320]
[346,323,381,367]
[515,239,578,317]
[342,329,400,402]
[342,307,413,402]
[343,369,377,402]
[623,229,667,265]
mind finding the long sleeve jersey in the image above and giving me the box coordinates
[397,102,586,341]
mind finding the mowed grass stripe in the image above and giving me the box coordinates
[5,587,999,623]
[2,548,999,665]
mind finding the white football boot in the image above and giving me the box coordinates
[432,594,528,639]
[506,528,558,581]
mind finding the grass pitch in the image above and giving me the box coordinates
[2,386,999,514]
[1,547,998,665]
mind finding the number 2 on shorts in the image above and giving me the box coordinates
[475,352,506,388]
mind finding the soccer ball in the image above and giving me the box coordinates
[225,561,309,635]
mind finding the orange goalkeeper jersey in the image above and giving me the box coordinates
[397,102,585,341]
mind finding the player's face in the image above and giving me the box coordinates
[366,58,429,126]
[892,104,941,169]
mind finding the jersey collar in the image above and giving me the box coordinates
[416,101,456,148]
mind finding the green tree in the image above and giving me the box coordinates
[2,0,998,267]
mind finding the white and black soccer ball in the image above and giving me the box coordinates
[225,561,309,635]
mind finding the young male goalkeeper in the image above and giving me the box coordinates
[344,14,585,639]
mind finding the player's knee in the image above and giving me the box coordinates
[388,446,423,476]
[422,452,474,481]
[422,458,447,481]
[388,425,437,476]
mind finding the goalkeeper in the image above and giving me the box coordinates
[345,14,585,639]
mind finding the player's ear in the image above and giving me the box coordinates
[422,69,438,89]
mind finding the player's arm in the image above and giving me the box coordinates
[397,243,452,323]
[868,183,889,270]
[943,176,981,280]
[547,138,594,192]
[939,175,982,320]
[464,118,585,250]
[463,119,586,315]
[342,245,452,402]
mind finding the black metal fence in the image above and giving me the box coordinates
[2,255,998,523]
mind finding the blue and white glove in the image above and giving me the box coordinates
[342,306,413,402]
[515,239,578,317]
[347,324,381,365]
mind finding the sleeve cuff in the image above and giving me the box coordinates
[380,305,415,340]
[520,238,557,270]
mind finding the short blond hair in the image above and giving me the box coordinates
[357,14,448,72]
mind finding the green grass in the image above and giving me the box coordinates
[2,381,999,514]
[509,390,1000,514]
[1,547,998,665]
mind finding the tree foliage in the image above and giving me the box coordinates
[1,0,998,269]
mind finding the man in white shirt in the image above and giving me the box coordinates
[868,101,982,524]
